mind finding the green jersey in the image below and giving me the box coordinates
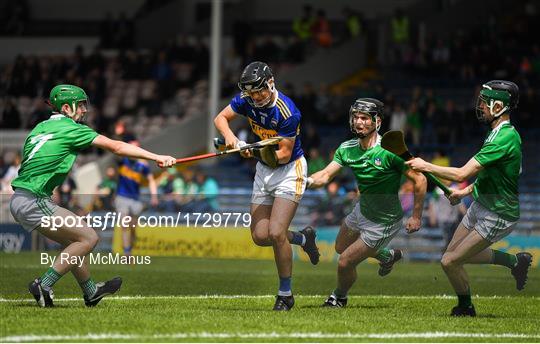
[473,121,521,221]
[11,114,98,197]
[333,138,407,225]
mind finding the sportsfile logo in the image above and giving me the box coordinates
[40,212,252,230]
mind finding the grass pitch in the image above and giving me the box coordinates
[1,252,539,342]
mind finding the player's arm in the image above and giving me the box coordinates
[308,161,342,189]
[403,168,427,233]
[214,105,240,148]
[147,172,159,207]
[448,182,474,205]
[405,157,483,182]
[92,135,176,167]
[275,137,295,164]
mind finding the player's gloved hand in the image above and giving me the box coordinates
[405,216,421,233]
[156,155,177,168]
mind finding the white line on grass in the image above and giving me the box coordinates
[1,294,538,303]
[2,331,540,342]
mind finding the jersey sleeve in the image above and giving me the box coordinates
[230,94,247,116]
[333,146,345,166]
[277,115,300,138]
[390,153,408,173]
[70,123,99,151]
[474,141,506,167]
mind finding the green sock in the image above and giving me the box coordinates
[40,267,63,288]
[333,288,348,299]
[491,250,517,268]
[79,278,97,297]
[375,248,393,263]
[457,289,472,308]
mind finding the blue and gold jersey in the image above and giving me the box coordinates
[117,158,150,200]
[230,91,304,163]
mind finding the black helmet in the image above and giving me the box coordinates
[349,98,385,136]
[238,61,275,107]
[476,80,519,122]
[483,80,519,111]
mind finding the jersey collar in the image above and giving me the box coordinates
[49,113,65,119]
[268,90,279,108]
[491,120,510,132]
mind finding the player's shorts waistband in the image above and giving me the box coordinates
[259,155,305,170]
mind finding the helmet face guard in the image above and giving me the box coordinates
[476,81,515,123]
[349,98,384,137]
[238,62,275,108]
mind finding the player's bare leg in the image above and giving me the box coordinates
[446,224,532,290]
[35,207,122,307]
[250,203,272,246]
[441,228,492,316]
[334,222,359,254]
[268,197,298,310]
[250,202,320,263]
[29,207,98,307]
[323,236,378,308]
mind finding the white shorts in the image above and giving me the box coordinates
[344,202,402,249]
[251,156,307,205]
[114,195,144,217]
[10,189,59,232]
[461,201,517,243]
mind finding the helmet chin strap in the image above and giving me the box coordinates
[486,100,508,124]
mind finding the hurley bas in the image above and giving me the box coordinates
[41,252,151,267]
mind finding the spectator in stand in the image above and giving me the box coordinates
[389,103,407,132]
[27,99,51,129]
[391,8,410,64]
[310,181,347,226]
[194,171,220,212]
[421,101,439,146]
[406,102,422,146]
[93,167,117,211]
[342,7,362,40]
[157,167,184,212]
[293,5,315,42]
[307,148,327,176]
[1,152,21,194]
[431,149,450,168]
[1,98,21,128]
[312,9,333,47]
[301,123,321,153]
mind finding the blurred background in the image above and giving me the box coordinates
[0,0,539,264]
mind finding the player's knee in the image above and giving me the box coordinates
[251,231,269,246]
[268,230,287,244]
[338,255,352,270]
[81,230,99,252]
[440,253,457,270]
